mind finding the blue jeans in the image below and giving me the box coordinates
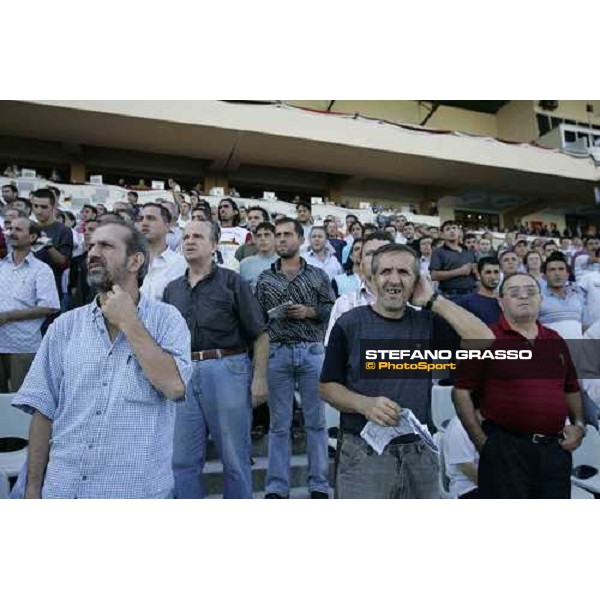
[173,354,253,499]
[266,342,329,496]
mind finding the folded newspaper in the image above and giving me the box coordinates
[360,409,439,456]
[267,301,293,320]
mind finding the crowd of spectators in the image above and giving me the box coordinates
[2,175,600,500]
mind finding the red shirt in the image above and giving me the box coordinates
[454,314,579,435]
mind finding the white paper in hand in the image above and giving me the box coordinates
[267,301,292,320]
[360,408,439,455]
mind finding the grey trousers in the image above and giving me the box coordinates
[335,433,440,499]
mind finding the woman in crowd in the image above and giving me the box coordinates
[342,221,364,264]
[524,250,546,288]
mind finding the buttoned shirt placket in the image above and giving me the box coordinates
[75,306,125,495]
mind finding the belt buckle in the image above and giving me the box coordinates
[532,433,545,444]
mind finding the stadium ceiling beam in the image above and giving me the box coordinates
[209,132,242,172]
[420,102,440,126]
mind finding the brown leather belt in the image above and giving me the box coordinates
[191,348,246,361]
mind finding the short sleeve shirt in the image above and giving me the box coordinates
[429,244,476,292]
[34,221,74,297]
[320,305,460,433]
[164,264,266,351]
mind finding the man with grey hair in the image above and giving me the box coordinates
[164,220,269,498]
[320,243,494,498]
[11,221,192,498]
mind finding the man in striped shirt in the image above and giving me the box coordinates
[256,218,335,499]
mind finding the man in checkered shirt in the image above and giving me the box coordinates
[11,221,192,499]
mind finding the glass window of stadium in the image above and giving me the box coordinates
[454,210,499,230]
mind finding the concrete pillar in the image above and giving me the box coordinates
[70,162,86,184]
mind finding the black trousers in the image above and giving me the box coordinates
[478,422,572,499]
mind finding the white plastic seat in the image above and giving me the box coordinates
[431,385,456,432]
[0,393,31,483]
[571,426,600,495]
[325,404,340,451]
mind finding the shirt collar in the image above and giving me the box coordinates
[496,313,546,339]
[442,242,464,252]
[184,262,218,287]
[543,285,576,299]
[271,257,307,274]
[306,248,332,260]
[6,251,34,266]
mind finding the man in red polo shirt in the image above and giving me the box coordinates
[454,272,585,498]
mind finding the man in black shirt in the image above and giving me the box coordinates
[31,188,74,301]
[454,257,502,325]
[430,220,476,300]
[68,219,98,308]
[320,244,494,498]
[402,221,420,253]
[164,220,269,499]
[256,218,336,498]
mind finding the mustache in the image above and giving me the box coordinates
[88,258,106,268]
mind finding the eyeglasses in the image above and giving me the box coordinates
[505,286,539,299]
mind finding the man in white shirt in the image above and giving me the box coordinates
[159,200,183,253]
[579,318,600,409]
[0,217,60,392]
[325,232,393,344]
[218,197,251,262]
[138,203,187,301]
[573,237,600,281]
[579,248,600,328]
[418,236,434,282]
[442,416,479,499]
[303,226,343,281]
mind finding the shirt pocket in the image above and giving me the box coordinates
[121,358,165,405]
[200,299,235,332]
[13,274,36,307]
